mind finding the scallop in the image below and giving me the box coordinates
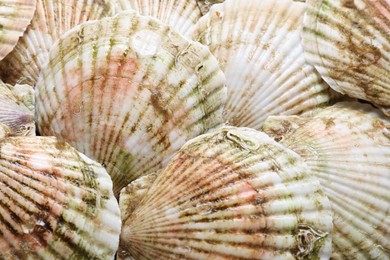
[0,136,121,259]
[303,0,390,111]
[0,80,35,136]
[0,123,10,139]
[119,126,333,259]
[191,0,338,130]
[0,0,36,60]
[0,0,114,86]
[263,102,390,259]
[35,11,227,196]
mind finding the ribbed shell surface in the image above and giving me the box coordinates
[0,0,36,60]
[0,0,114,86]
[0,80,35,136]
[191,0,337,130]
[113,0,202,35]
[35,11,227,196]
[0,137,121,259]
[262,102,390,259]
[119,126,333,259]
[303,0,390,110]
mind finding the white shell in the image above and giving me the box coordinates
[0,0,114,85]
[263,102,390,259]
[36,11,227,196]
[0,0,36,60]
[0,136,121,259]
[303,0,390,109]
[119,126,333,259]
[191,0,337,130]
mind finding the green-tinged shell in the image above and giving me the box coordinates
[191,0,339,130]
[0,0,114,86]
[119,126,333,259]
[0,0,36,60]
[0,136,121,259]
[303,0,390,110]
[36,11,227,196]
[0,80,35,136]
[263,102,390,259]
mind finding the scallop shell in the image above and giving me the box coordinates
[191,0,337,130]
[0,0,36,60]
[36,11,227,196]
[196,0,225,15]
[303,0,390,110]
[262,102,390,259]
[119,126,333,259]
[0,0,114,86]
[113,0,202,35]
[0,136,121,259]
[0,80,35,136]
[0,123,10,139]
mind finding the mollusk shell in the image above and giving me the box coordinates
[119,126,333,259]
[0,0,36,60]
[36,11,227,196]
[0,80,35,136]
[196,0,225,15]
[303,0,390,109]
[0,123,10,139]
[0,136,121,259]
[262,102,390,259]
[0,0,114,86]
[191,0,337,130]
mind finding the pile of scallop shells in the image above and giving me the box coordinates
[0,0,388,259]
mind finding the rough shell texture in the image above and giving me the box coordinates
[119,126,333,259]
[191,0,338,130]
[0,136,121,259]
[0,0,36,60]
[36,11,227,196]
[263,102,390,259]
[303,0,390,110]
[0,0,114,86]
[113,0,202,35]
[0,80,35,136]
[195,0,225,15]
[0,123,10,139]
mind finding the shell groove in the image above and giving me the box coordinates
[0,0,36,60]
[191,0,337,130]
[263,102,390,259]
[119,126,333,259]
[0,136,121,259]
[303,0,390,109]
[0,0,114,86]
[36,11,227,196]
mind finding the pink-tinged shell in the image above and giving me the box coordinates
[0,0,36,60]
[303,0,390,110]
[119,126,333,259]
[263,102,390,259]
[0,0,114,86]
[0,136,121,259]
[35,11,227,196]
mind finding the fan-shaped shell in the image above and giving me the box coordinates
[0,0,36,60]
[191,0,337,130]
[119,126,333,259]
[303,0,390,110]
[0,136,121,259]
[262,102,390,259]
[0,0,114,86]
[0,80,35,136]
[36,11,227,196]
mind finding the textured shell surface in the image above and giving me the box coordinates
[0,122,10,139]
[303,0,390,110]
[195,0,225,15]
[0,136,121,259]
[119,126,333,259]
[0,0,114,86]
[262,102,390,259]
[113,0,203,35]
[0,0,36,61]
[0,80,35,136]
[191,0,337,130]
[36,11,227,196]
